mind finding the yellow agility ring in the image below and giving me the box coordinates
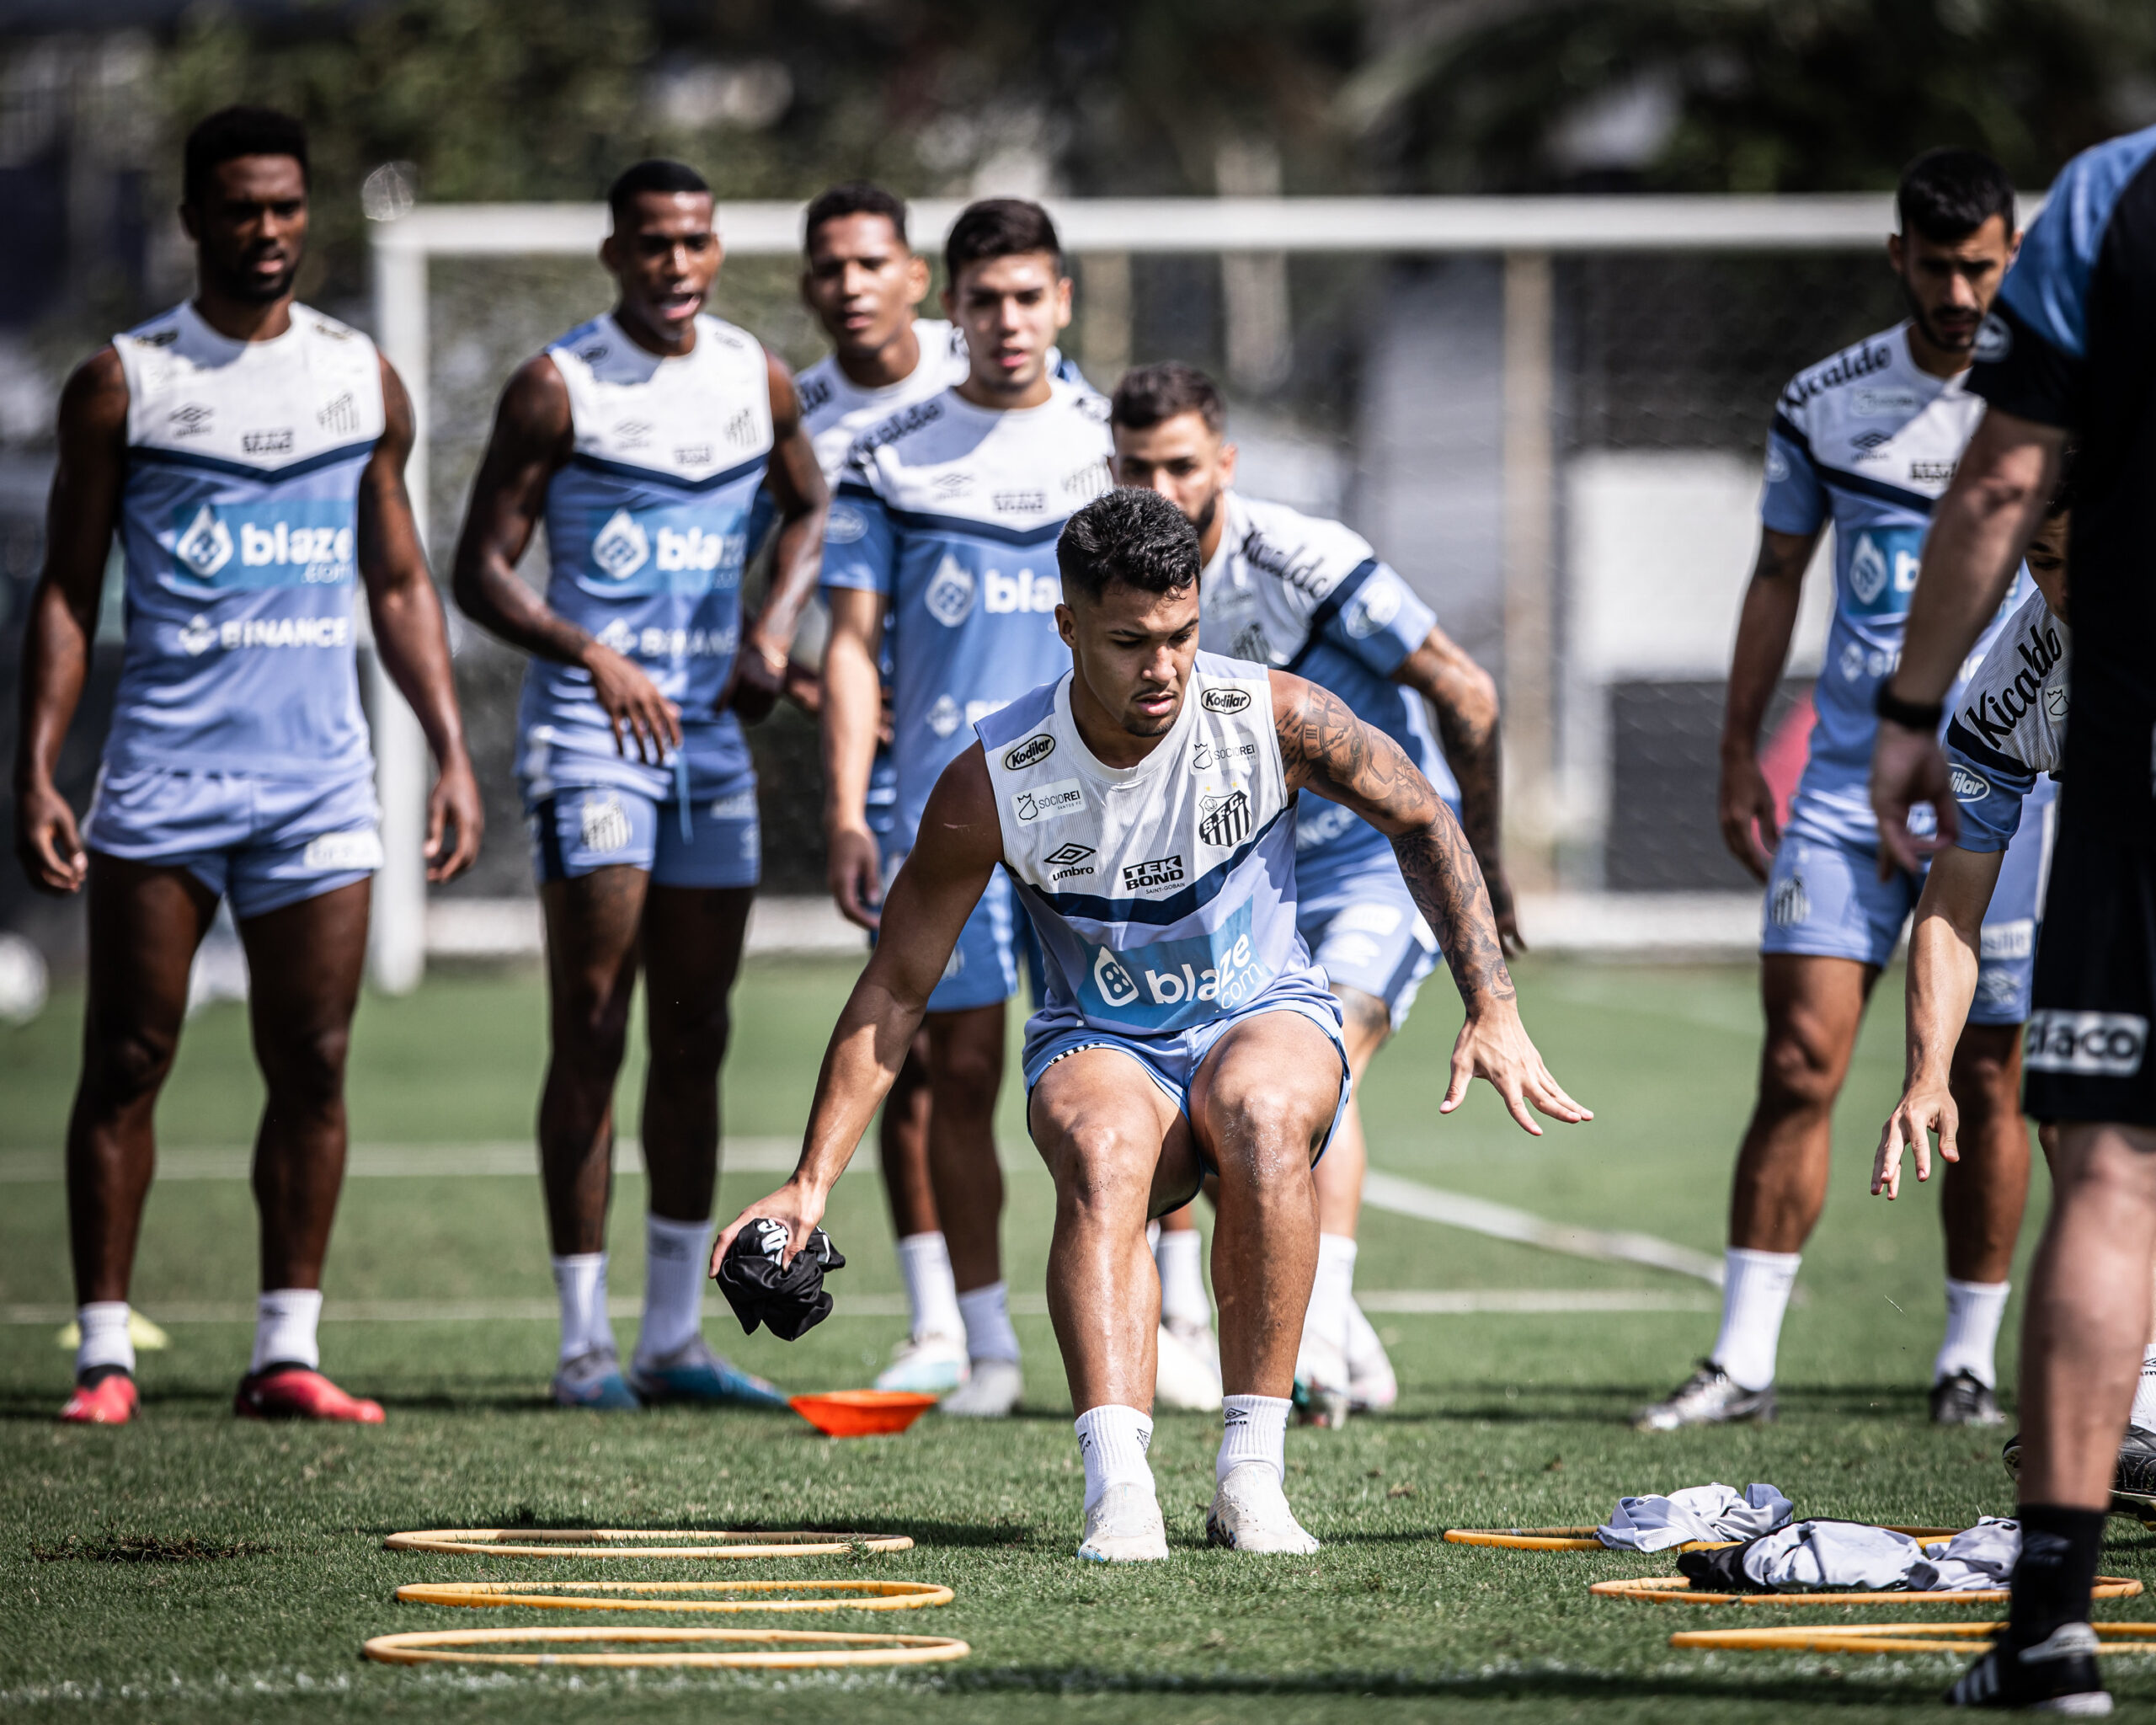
[1445,1525,1967,1553]
[395,1579,953,1614]
[361,1626,969,1669]
[1596,1574,2144,1606]
[382,1529,913,1559]
[1670,1622,2156,1655]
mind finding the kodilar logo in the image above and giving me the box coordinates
[1200,687,1251,715]
[1004,732,1055,771]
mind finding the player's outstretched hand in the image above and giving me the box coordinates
[13,781,86,895]
[712,1178,826,1277]
[1718,751,1780,883]
[1870,720,1955,878]
[827,824,884,932]
[424,753,485,884]
[1874,1076,1958,1199]
[1444,999,1592,1136]
[583,640,682,766]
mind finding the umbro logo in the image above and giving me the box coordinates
[1044,843,1095,868]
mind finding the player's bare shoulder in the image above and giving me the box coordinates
[915,739,1006,866]
[58,344,131,444]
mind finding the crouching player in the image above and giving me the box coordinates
[715,489,1587,1560]
[1873,486,2156,1518]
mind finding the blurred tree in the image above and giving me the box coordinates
[1343,0,2156,194]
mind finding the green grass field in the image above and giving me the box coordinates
[3,953,2148,1723]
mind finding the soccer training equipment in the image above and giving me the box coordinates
[396,1578,953,1613]
[552,1346,641,1410]
[939,1356,1022,1418]
[234,1365,384,1423]
[1634,1361,1776,1432]
[1154,1322,1223,1413]
[59,1370,138,1425]
[1077,1484,1170,1563]
[628,1335,787,1408]
[873,1332,969,1396]
[1950,1624,2111,1713]
[1593,1574,2143,1606]
[382,1529,915,1558]
[361,1626,969,1669]
[2003,1427,2156,1523]
[1344,1298,1399,1413]
[1932,1368,2004,1428]
[1206,1461,1321,1555]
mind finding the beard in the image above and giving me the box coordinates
[1192,491,1219,541]
[1899,275,1974,357]
[1120,699,1179,738]
[211,252,298,306]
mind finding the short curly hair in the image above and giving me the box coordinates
[1056,488,1200,606]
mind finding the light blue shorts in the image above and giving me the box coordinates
[1762,798,2052,1026]
[1297,857,1438,1030]
[1022,978,1352,1172]
[529,777,760,890]
[83,763,382,920]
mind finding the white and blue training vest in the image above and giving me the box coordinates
[109,300,383,778]
[978,654,1326,1039]
[515,312,771,803]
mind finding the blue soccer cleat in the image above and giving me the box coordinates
[552,1347,642,1410]
[627,1334,787,1408]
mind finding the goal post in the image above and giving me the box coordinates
[365,191,1923,992]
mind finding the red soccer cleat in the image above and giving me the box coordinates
[60,1370,139,1425]
[233,1365,384,1423]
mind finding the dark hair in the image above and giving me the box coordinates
[183,106,309,206]
[1057,488,1200,605]
[2047,445,2079,517]
[944,197,1061,285]
[608,158,710,227]
[1111,361,1226,436]
[1897,147,2015,243]
[805,182,909,250]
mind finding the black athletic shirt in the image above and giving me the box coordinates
[1968,124,2156,842]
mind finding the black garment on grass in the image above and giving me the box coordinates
[717,1220,846,1341]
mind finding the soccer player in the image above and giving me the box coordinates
[819,198,1112,1417]
[1871,122,2156,1712]
[12,105,483,1425]
[1109,360,1519,1425]
[792,183,971,1394]
[1636,148,2046,1433]
[451,159,826,1409]
[715,487,1586,1559]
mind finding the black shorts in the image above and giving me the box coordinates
[2025,818,2156,1126]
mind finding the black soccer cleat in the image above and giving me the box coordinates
[1947,1621,2111,1713]
[1934,1369,2005,1427]
[2003,1426,2156,1525]
[1633,1361,1775,1433]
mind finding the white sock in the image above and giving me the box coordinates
[1304,1233,1358,1359]
[957,1280,1022,1364]
[1218,1392,1292,1486]
[2132,1344,2156,1432]
[1155,1227,1210,1331]
[552,1252,614,1365]
[636,1214,712,1365]
[1074,1403,1155,1514]
[76,1301,134,1379]
[1934,1278,2011,1389]
[896,1231,964,1342]
[1711,1247,1801,1392]
[250,1288,323,1373]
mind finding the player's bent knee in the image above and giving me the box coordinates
[1758,1028,1844,1112]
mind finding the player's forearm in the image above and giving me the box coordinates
[793,971,933,1194]
[366,574,473,769]
[1890,473,2049,708]
[1721,575,1803,762]
[451,553,594,669]
[819,628,881,831]
[1391,808,1515,1009]
[11,581,94,795]
[1905,909,1983,1092]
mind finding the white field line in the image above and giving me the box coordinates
[0,1288,1706,1328]
[1359,1170,1725,1287]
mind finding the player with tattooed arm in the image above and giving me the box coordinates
[716,488,1586,1562]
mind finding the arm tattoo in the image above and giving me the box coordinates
[1278,681,1515,1006]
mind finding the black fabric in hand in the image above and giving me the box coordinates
[716,1220,846,1342]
